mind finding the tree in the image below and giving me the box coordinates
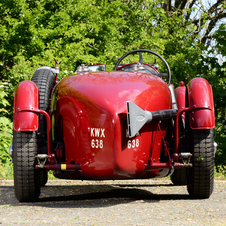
[0,82,12,173]
[161,0,226,45]
[201,24,226,170]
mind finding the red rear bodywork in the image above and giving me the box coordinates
[51,71,172,179]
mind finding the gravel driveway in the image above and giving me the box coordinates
[0,179,225,225]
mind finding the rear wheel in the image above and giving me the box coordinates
[187,129,214,199]
[32,68,56,186]
[171,168,187,185]
[31,68,56,136]
[40,170,48,187]
[13,131,40,202]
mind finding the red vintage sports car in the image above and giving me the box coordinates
[13,49,215,202]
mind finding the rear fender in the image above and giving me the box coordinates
[187,78,215,129]
[13,81,39,131]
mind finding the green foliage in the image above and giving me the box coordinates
[0,0,226,177]
[0,162,13,180]
[0,0,203,79]
[197,156,204,162]
[0,81,13,166]
[0,117,12,162]
[201,24,226,168]
[215,166,226,179]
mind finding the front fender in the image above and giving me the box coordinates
[187,78,215,129]
[13,81,39,131]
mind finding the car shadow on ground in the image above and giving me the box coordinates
[39,185,190,201]
[0,183,191,208]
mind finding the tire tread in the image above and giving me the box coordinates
[187,129,214,199]
[13,131,40,202]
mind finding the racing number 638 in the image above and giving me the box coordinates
[91,139,103,149]
[127,138,139,149]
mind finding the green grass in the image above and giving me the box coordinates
[215,166,226,180]
[0,162,13,180]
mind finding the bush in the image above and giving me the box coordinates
[0,82,13,180]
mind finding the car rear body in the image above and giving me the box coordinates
[51,71,172,179]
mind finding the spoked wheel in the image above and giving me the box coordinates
[171,168,187,186]
[13,131,40,202]
[187,129,215,199]
[31,68,56,186]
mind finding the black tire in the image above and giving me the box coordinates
[31,69,56,135]
[40,170,48,187]
[13,131,40,202]
[187,129,214,199]
[31,68,56,186]
[171,168,187,185]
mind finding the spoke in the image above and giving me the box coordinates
[139,52,143,64]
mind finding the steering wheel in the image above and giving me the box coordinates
[114,49,171,85]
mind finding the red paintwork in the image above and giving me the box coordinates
[145,162,192,169]
[187,78,215,129]
[51,71,172,179]
[176,81,186,121]
[13,81,39,131]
